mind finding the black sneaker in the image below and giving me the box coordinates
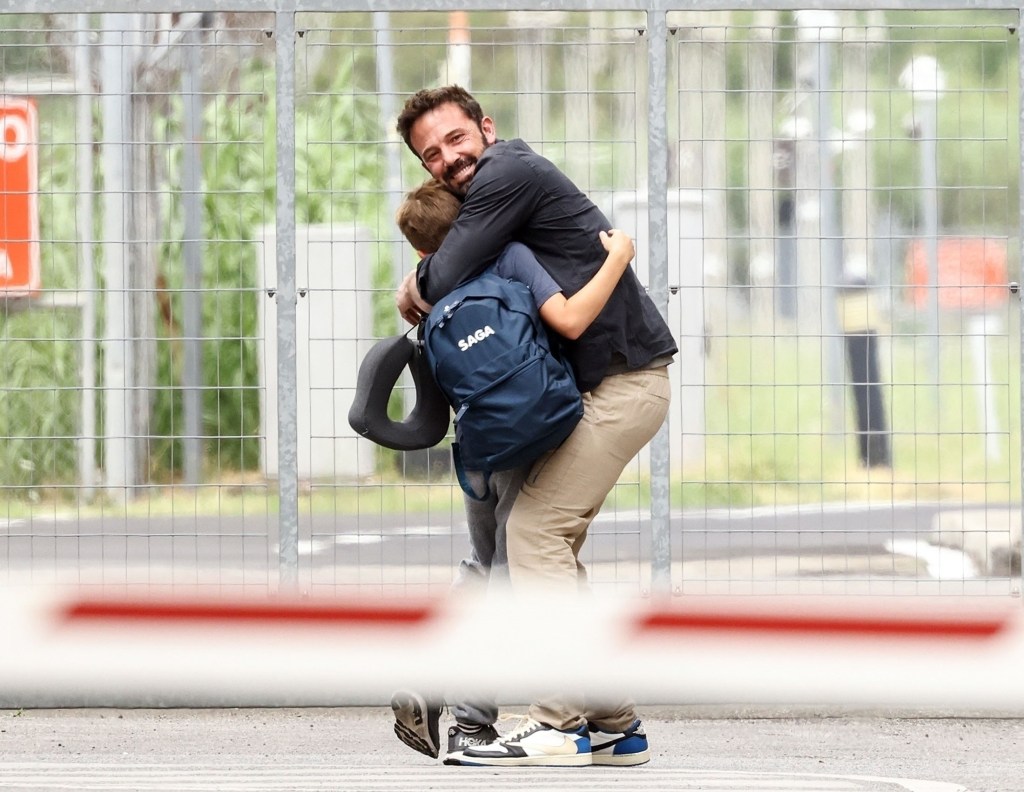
[443,723,500,765]
[390,689,442,759]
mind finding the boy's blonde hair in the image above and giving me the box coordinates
[395,179,461,254]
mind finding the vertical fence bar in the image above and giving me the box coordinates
[373,13,407,304]
[275,5,300,591]
[100,14,132,500]
[647,9,672,597]
[1018,7,1024,602]
[182,20,204,488]
[75,14,97,501]
[814,29,845,433]
[919,66,942,390]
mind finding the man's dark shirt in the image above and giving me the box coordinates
[416,139,677,392]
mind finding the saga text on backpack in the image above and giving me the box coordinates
[423,272,583,496]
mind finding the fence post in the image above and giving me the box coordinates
[182,19,205,488]
[99,14,134,500]
[647,9,672,598]
[275,5,300,592]
[1017,7,1024,600]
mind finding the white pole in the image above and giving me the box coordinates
[967,313,1002,461]
[75,15,97,501]
[797,11,844,432]
[900,56,945,390]
[182,20,205,488]
[100,15,131,499]
[446,11,471,87]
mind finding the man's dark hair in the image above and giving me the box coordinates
[396,85,485,158]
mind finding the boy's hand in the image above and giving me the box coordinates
[396,270,433,325]
[600,229,635,262]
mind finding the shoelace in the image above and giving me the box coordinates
[495,713,540,742]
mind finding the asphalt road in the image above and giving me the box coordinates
[0,501,986,572]
[0,705,1021,791]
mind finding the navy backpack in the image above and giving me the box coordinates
[422,272,583,498]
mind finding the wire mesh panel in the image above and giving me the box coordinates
[665,9,1021,595]
[0,12,278,591]
[0,6,1019,602]
[293,12,652,596]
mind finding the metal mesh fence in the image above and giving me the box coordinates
[0,6,1019,599]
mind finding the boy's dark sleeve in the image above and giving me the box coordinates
[416,153,540,304]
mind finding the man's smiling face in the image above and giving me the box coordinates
[410,102,497,196]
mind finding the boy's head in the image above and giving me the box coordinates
[395,179,461,255]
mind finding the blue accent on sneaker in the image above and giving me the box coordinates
[589,718,651,766]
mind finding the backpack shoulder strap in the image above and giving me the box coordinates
[451,442,491,501]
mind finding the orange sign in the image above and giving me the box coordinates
[0,97,39,296]
[906,238,1007,311]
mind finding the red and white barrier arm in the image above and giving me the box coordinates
[0,587,1021,709]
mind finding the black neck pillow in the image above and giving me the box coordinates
[347,333,451,451]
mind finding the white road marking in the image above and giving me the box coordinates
[886,538,979,580]
[0,763,968,792]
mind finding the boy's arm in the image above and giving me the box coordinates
[537,229,634,340]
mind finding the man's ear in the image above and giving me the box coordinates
[481,116,497,145]
[416,250,427,259]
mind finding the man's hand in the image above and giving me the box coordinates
[396,269,433,325]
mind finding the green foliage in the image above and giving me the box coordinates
[146,52,388,477]
[0,94,88,493]
[867,17,1019,231]
[0,16,64,75]
[1,11,1020,499]
[0,311,80,494]
[723,10,1019,285]
[883,10,1017,84]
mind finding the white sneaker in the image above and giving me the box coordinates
[454,718,592,767]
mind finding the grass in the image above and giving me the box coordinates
[3,309,1018,520]
[684,318,1021,508]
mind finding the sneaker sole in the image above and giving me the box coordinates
[390,693,439,759]
[592,749,651,767]
[451,754,593,768]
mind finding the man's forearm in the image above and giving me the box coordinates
[416,153,535,302]
[396,269,432,325]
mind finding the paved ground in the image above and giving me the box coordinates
[0,706,1021,791]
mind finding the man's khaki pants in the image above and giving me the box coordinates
[506,366,671,732]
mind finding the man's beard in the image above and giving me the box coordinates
[443,156,477,195]
[443,135,492,195]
